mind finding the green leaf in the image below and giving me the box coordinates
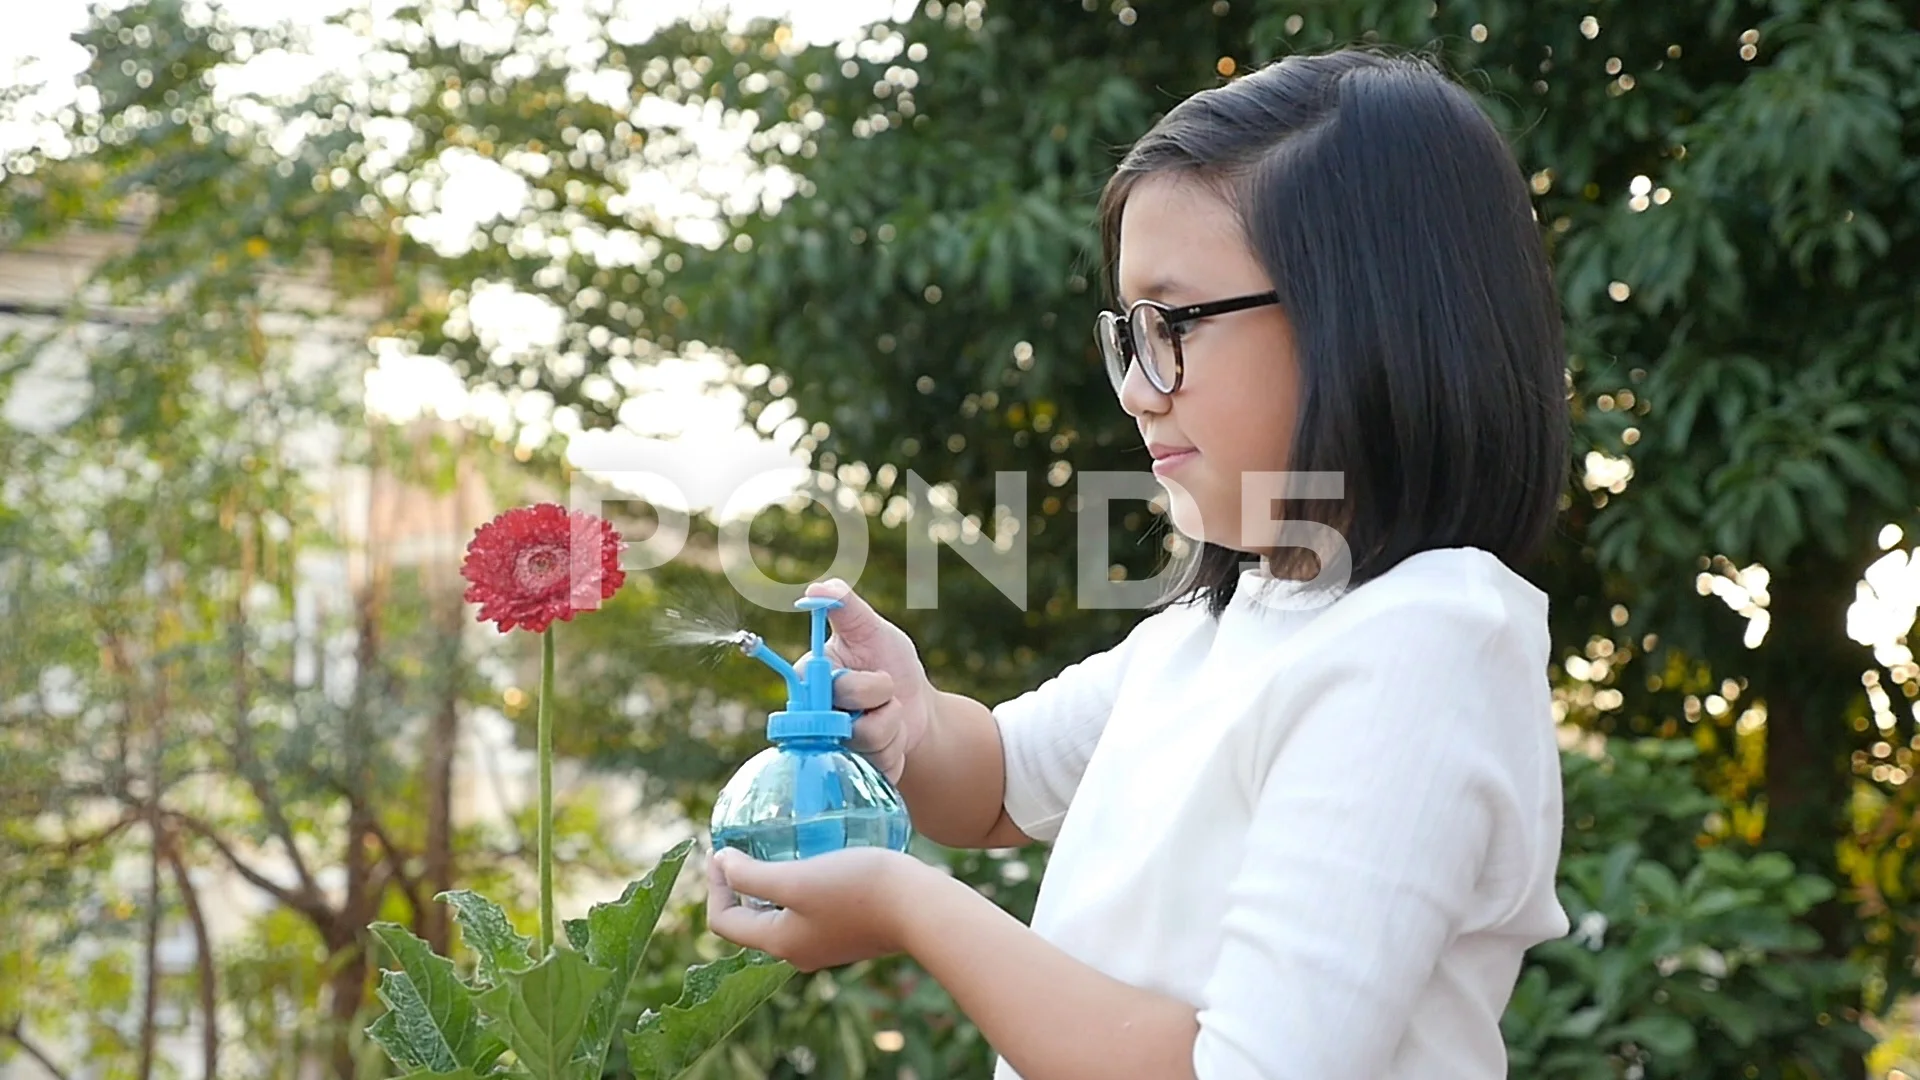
[1782,872,1837,911]
[1822,432,1910,508]
[368,1010,430,1072]
[439,890,535,987]
[477,947,614,1080]
[1613,1014,1697,1058]
[397,1071,488,1080]
[1688,886,1745,919]
[1631,861,1683,910]
[564,918,590,952]
[1599,842,1640,909]
[369,923,507,1073]
[625,951,795,1080]
[1711,998,1763,1046]
[575,839,695,1072]
[1557,1004,1608,1039]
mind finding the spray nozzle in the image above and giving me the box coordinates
[735,595,856,741]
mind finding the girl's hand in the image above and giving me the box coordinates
[803,578,937,785]
[706,847,937,972]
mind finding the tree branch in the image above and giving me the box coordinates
[361,811,425,921]
[224,614,322,902]
[1,1018,74,1080]
[136,811,162,1080]
[13,811,144,858]
[161,829,220,1080]
[165,809,335,928]
[366,859,397,914]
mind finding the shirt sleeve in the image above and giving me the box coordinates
[992,622,1148,843]
[1191,588,1553,1080]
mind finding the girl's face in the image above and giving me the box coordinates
[1114,173,1301,553]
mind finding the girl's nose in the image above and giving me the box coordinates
[1117,356,1170,418]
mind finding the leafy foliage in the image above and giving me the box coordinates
[578,840,695,1069]
[1507,739,1871,1078]
[369,923,509,1073]
[443,890,539,987]
[475,948,613,1078]
[626,950,801,1079]
[366,841,792,1079]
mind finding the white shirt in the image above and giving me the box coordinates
[992,546,1569,1080]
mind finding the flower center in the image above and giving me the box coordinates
[513,544,567,593]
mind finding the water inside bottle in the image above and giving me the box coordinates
[711,806,909,862]
[712,808,910,910]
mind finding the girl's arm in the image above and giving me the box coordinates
[708,848,1199,1080]
[898,689,1035,849]
[902,860,1201,1080]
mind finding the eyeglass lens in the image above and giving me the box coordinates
[1097,306,1177,395]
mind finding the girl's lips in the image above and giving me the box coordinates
[1151,448,1199,475]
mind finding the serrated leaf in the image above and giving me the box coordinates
[368,1009,429,1072]
[439,890,535,987]
[625,951,794,1080]
[564,918,590,952]
[477,947,613,1080]
[369,924,506,1073]
[574,839,694,1072]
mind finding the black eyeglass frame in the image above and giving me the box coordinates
[1095,290,1282,395]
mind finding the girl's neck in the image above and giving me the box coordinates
[1249,547,1337,583]
[1253,551,1307,581]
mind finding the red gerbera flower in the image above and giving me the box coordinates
[461,504,627,634]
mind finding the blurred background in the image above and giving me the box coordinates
[2,0,1918,1077]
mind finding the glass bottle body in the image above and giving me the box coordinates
[710,737,911,864]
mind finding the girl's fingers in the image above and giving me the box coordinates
[707,901,779,952]
[832,670,894,711]
[847,702,902,755]
[707,852,740,912]
[706,851,780,949]
[714,848,806,906]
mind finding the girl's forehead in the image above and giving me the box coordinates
[1116,174,1262,301]
[1121,172,1237,225]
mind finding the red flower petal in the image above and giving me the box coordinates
[460,504,627,634]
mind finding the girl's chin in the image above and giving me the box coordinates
[1161,493,1217,547]
[1163,493,1266,553]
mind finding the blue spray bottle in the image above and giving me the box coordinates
[709,597,912,889]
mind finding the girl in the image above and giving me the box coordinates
[707,48,1571,1080]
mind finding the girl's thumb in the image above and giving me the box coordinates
[805,578,882,641]
[714,848,795,905]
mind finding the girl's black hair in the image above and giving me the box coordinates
[1097,48,1570,618]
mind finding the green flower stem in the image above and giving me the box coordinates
[539,626,555,953]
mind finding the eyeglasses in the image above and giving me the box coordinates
[1095,290,1281,396]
